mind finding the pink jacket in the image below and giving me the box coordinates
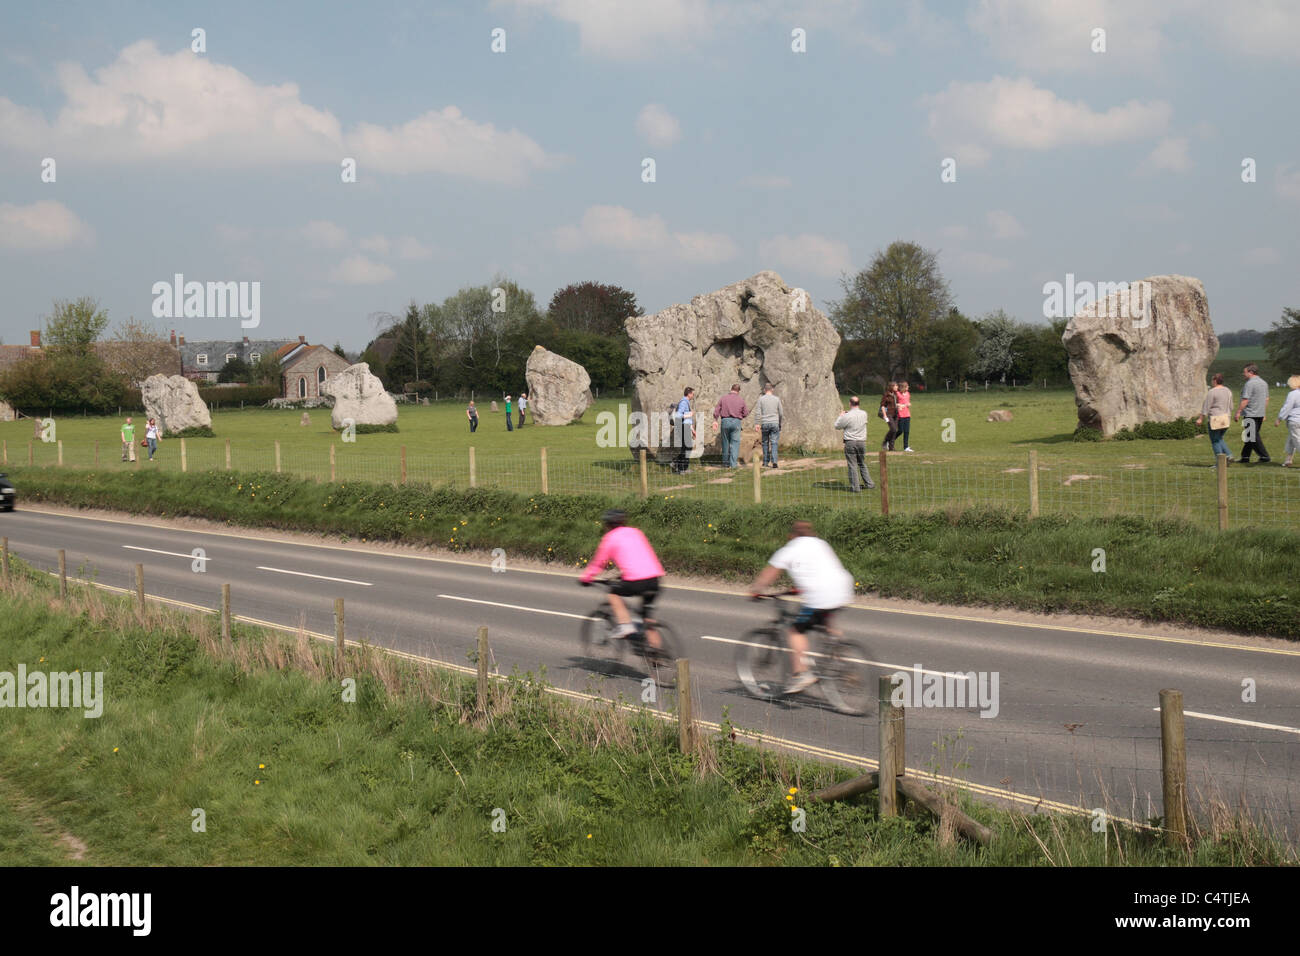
[581,526,665,582]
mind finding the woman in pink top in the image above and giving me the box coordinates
[579,509,666,647]
[896,382,913,452]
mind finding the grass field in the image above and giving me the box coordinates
[7,386,1298,530]
[1,565,1288,866]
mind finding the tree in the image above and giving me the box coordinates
[1263,307,1300,371]
[251,352,282,389]
[969,310,1020,382]
[332,341,347,359]
[921,308,979,385]
[440,277,542,393]
[44,297,110,357]
[829,242,952,380]
[379,302,434,389]
[547,282,642,336]
[218,356,253,383]
[102,317,179,386]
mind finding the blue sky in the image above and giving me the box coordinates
[1,0,1297,349]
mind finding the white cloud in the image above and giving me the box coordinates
[359,234,435,260]
[1197,0,1300,59]
[986,210,1025,239]
[1276,164,1300,201]
[358,235,390,256]
[968,0,1170,72]
[939,224,970,240]
[331,256,395,284]
[553,205,737,263]
[1242,247,1280,265]
[0,200,94,251]
[757,233,853,278]
[215,223,254,243]
[922,76,1170,166]
[1141,136,1191,173]
[635,104,682,148]
[741,173,792,189]
[0,41,555,184]
[300,220,347,248]
[500,0,716,59]
[953,250,1012,272]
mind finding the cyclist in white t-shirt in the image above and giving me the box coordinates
[748,520,855,695]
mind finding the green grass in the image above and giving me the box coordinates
[0,566,1289,865]
[13,468,1300,639]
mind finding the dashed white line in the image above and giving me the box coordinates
[437,594,595,621]
[257,566,372,586]
[700,635,968,677]
[1152,709,1300,736]
[124,545,209,561]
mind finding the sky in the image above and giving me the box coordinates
[1,0,1297,350]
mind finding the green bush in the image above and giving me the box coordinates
[353,423,399,434]
[121,383,280,411]
[172,425,215,438]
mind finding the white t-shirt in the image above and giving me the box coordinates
[768,536,854,610]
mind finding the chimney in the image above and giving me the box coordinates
[299,335,306,344]
[243,336,250,346]
[170,330,177,346]
[30,330,40,348]
[178,334,186,346]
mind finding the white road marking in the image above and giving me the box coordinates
[124,545,209,561]
[700,635,968,677]
[257,566,372,586]
[1152,709,1300,736]
[437,593,596,621]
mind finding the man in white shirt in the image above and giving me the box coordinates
[748,520,855,694]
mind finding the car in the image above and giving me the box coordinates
[0,473,14,511]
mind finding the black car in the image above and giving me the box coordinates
[0,473,14,511]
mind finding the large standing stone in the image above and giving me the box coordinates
[141,374,212,433]
[524,346,593,425]
[1062,275,1218,436]
[320,363,398,428]
[627,271,842,455]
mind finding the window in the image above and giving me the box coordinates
[250,352,260,362]
[298,377,306,399]
[197,354,208,366]
[226,353,237,363]
[318,365,326,385]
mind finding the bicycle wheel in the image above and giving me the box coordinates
[819,637,876,716]
[639,619,682,687]
[735,627,789,701]
[579,606,622,662]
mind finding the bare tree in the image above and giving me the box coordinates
[102,317,180,386]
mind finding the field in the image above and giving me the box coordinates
[7,384,1299,531]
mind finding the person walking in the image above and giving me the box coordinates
[1236,363,1271,463]
[671,387,696,474]
[467,400,478,433]
[1195,373,1234,464]
[504,394,513,431]
[120,416,137,462]
[712,383,750,468]
[835,396,874,492]
[897,381,914,452]
[879,384,900,452]
[756,382,784,467]
[518,392,528,428]
[1275,374,1300,467]
[145,418,160,461]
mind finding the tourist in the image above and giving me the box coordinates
[712,383,750,468]
[1275,374,1300,467]
[504,394,513,431]
[1235,363,1271,463]
[1195,373,1233,464]
[835,396,874,492]
[671,387,696,474]
[467,400,478,433]
[120,416,136,462]
[880,383,899,452]
[897,381,914,452]
[756,382,784,467]
[145,418,160,461]
[518,392,528,428]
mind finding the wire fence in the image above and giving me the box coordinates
[10,437,1300,531]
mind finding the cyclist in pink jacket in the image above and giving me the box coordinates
[580,509,666,649]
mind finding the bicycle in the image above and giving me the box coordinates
[579,579,682,686]
[734,591,876,715]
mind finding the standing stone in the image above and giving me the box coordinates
[141,374,212,433]
[627,271,842,455]
[525,346,594,425]
[320,363,398,428]
[1062,275,1218,436]
[0,400,14,422]
[300,412,311,427]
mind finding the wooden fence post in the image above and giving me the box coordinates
[540,447,549,494]
[225,438,231,471]
[221,583,232,649]
[400,445,407,485]
[275,440,282,475]
[639,447,649,498]
[57,440,63,467]
[135,563,145,617]
[476,625,489,715]
[752,452,761,504]
[878,449,890,516]
[334,597,345,665]
[1159,688,1189,849]
[1028,449,1039,518]
[469,446,476,488]
[58,549,67,598]
[180,437,187,472]
[28,441,33,465]
[878,675,900,817]
[1,537,8,582]
[329,443,335,482]
[1216,454,1229,530]
[677,659,695,753]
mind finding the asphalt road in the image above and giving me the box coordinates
[4,506,1299,837]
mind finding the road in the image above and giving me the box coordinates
[4,506,1299,838]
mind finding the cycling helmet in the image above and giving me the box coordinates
[601,508,627,528]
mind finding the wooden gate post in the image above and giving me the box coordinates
[275,440,282,474]
[476,625,489,715]
[225,438,232,471]
[878,675,901,817]
[1159,688,1189,849]
[329,443,335,482]
[1216,455,1229,530]
[58,549,67,598]
[135,563,145,617]
[180,437,187,472]
[752,453,761,504]
[677,659,695,753]
[1028,449,1039,518]
[400,445,407,485]
[221,583,232,649]
[540,447,549,494]
[469,447,477,488]
[334,597,345,665]
[639,447,649,499]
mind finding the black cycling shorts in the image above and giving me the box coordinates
[792,606,834,634]
[611,576,661,613]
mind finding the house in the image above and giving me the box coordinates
[0,331,45,376]
[278,340,351,400]
[175,332,296,382]
[0,331,181,383]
